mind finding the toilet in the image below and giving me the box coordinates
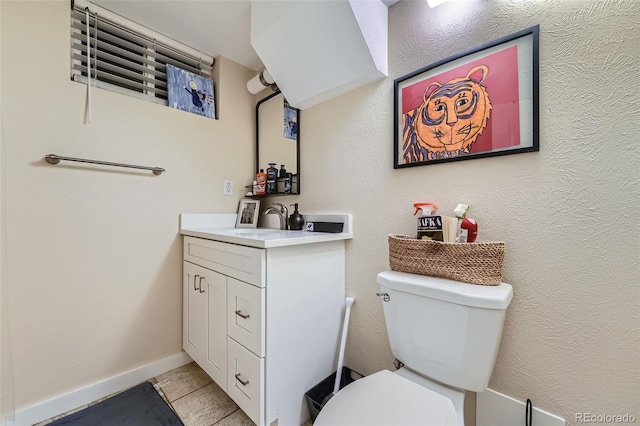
[315,270,513,426]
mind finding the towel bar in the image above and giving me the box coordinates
[45,154,164,175]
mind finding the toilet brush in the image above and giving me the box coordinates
[322,297,355,406]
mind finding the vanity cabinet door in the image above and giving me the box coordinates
[204,269,227,390]
[183,261,227,390]
[183,261,207,366]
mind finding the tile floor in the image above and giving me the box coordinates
[152,362,255,426]
[37,362,257,426]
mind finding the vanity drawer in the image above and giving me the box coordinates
[227,337,264,426]
[184,236,265,287]
[227,278,265,357]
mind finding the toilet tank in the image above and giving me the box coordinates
[377,270,513,392]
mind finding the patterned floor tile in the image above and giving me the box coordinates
[155,361,213,402]
[172,382,239,426]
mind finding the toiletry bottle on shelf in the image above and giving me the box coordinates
[454,204,469,243]
[453,204,478,242]
[266,163,277,194]
[414,202,441,241]
[461,217,478,243]
[284,173,292,194]
[256,169,267,195]
[415,202,458,242]
[288,203,304,230]
[279,164,287,178]
[247,180,257,196]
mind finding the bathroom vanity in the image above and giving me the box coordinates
[180,214,352,426]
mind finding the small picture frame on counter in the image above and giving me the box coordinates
[236,199,261,228]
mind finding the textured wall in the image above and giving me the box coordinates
[297,0,639,424]
[1,1,255,410]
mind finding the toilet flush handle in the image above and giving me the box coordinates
[376,292,390,302]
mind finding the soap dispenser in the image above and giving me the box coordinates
[288,203,304,231]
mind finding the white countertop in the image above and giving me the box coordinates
[180,213,352,249]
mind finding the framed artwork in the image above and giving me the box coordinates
[394,25,539,168]
[283,103,298,140]
[236,199,261,228]
[167,64,215,119]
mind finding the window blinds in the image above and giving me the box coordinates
[70,2,214,103]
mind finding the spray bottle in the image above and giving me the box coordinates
[454,204,469,243]
[453,203,478,243]
[461,217,478,243]
[414,202,443,241]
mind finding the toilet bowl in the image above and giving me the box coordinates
[314,369,460,426]
[314,270,513,426]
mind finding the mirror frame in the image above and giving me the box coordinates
[255,90,301,195]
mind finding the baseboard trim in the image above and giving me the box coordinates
[12,351,192,426]
[476,388,565,426]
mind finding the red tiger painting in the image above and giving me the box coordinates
[402,65,493,163]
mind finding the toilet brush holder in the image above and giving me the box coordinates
[304,367,363,422]
[305,297,360,422]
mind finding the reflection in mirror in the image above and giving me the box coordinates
[256,90,300,195]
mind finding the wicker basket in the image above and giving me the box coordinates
[388,234,505,286]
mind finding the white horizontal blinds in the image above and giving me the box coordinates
[70,4,213,102]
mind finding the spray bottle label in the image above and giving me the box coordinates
[417,215,444,241]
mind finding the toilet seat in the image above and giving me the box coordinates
[314,370,460,426]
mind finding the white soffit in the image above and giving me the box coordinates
[251,0,388,110]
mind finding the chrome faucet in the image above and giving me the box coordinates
[263,202,289,230]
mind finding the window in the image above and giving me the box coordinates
[70,1,214,105]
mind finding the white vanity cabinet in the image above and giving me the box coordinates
[182,234,346,426]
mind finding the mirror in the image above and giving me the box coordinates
[256,90,300,195]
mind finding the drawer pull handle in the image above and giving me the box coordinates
[235,310,250,319]
[198,276,205,293]
[193,274,200,291]
[235,373,249,386]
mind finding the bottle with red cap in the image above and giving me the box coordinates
[454,204,478,243]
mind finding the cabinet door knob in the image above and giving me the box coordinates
[198,276,205,293]
[235,310,250,319]
[234,373,249,386]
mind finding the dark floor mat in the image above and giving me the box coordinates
[47,381,184,426]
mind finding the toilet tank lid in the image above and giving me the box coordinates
[377,270,513,310]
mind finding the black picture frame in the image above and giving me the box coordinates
[393,25,539,168]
